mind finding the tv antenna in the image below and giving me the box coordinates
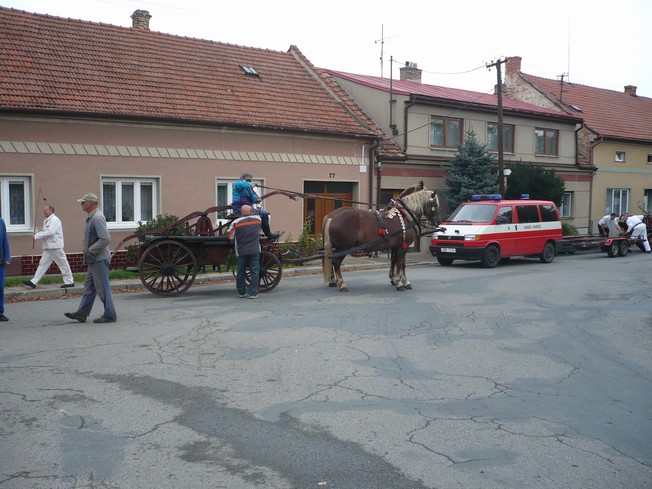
[375,25,397,78]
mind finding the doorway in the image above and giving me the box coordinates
[304,181,354,236]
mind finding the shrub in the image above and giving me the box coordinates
[561,222,578,236]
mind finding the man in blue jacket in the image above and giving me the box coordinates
[0,217,10,321]
[231,173,279,240]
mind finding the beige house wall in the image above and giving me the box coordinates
[1,116,373,259]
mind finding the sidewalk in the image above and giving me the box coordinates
[5,247,434,302]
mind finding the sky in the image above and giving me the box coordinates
[3,0,652,98]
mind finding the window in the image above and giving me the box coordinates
[534,128,559,155]
[559,192,573,218]
[540,205,559,222]
[487,123,515,153]
[216,178,263,219]
[430,117,462,148]
[606,188,629,216]
[0,176,31,231]
[516,205,541,223]
[614,151,626,162]
[102,178,157,228]
[647,154,652,164]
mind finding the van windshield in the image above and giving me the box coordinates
[447,204,497,223]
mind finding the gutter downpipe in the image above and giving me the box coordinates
[403,96,416,152]
[369,138,380,209]
[588,132,604,232]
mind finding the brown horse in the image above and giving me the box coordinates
[322,183,439,291]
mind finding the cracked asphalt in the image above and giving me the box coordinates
[1,251,651,488]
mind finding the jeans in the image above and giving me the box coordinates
[252,208,270,228]
[77,259,117,319]
[0,265,5,315]
[236,253,260,296]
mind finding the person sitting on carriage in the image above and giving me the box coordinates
[231,172,280,240]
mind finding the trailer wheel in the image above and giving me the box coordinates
[618,240,629,257]
[606,241,619,257]
[481,245,500,268]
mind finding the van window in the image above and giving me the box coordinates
[516,205,540,223]
[496,206,513,224]
[539,205,558,222]
[448,203,497,223]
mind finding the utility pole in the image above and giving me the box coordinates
[486,57,507,196]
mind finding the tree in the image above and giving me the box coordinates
[445,130,499,210]
[504,164,565,205]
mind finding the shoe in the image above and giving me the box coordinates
[23,280,36,289]
[239,294,247,298]
[64,312,87,323]
[93,316,117,323]
[61,283,75,288]
[0,315,8,322]
[249,294,258,299]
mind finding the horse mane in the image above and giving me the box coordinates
[398,187,437,217]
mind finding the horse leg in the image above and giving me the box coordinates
[389,249,396,286]
[400,255,412,290]
[333,256,348,292]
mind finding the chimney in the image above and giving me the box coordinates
[131,10,151,29]
[400,62,422,83]
[624,85,637,96]
[505,56,522,79]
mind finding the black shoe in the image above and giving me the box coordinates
[0,315,8,322]
[93,316,117,323]
[64,312,87,323]
[61,283,75,288]
[23,280,36,289]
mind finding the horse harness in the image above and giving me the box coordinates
[371,198,421,249]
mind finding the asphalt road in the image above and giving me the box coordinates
[1,251,651,488]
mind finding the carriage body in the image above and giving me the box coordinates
[116,205,282,296]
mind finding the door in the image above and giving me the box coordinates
[304,182,354,236]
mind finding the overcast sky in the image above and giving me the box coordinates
[3,0,651,97]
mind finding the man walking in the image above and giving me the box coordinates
[228,205,261,299]
[23,205,75,289]
[65,193,118,323]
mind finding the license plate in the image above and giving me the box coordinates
[441,248,456,253]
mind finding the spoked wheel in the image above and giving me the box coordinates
[138,239,198,296]
[238,250,282,293]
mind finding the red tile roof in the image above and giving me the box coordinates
[326,69,582,123]
[0,6,379,138]
[521,73,652,142]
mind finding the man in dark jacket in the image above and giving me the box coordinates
[228,205,262,299]
[65,193,118,323]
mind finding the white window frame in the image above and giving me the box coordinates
[0,176,32,232]
[606,188,629,216]
[615,151,626,163]
[102,177,158,229]
[559,191,573,218]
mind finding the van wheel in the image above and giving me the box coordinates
[539,242,555,263]
[481,245,500,268]
[437,257,454,266]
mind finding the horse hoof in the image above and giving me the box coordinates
[396,285,405,291]
[340,287,349,292]
[328,282,337,288]
[405,283,412,290]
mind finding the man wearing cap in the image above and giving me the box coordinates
[64,193,118,323]
[231,173,280,240]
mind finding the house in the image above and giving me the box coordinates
[504,56,652,231]
[324,63,591,232]
[0,7,397,276]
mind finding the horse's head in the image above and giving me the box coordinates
[423,190,440,226]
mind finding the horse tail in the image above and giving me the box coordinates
[322,217,334,284]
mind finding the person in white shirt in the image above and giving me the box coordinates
[620,214,651,253]
[23,205,75,288]
[597,212,617,237]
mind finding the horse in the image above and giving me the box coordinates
[322,182,439,291]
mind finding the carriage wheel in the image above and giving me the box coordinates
[240,250,282,293]
[138,240,198,296]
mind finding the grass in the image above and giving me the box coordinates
[5,269,138,288]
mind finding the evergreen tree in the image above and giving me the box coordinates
[445,130,499,210]
[504,164,565,205]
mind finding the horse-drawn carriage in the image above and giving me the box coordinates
[114,182,441,296]
[114,204,283,296]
